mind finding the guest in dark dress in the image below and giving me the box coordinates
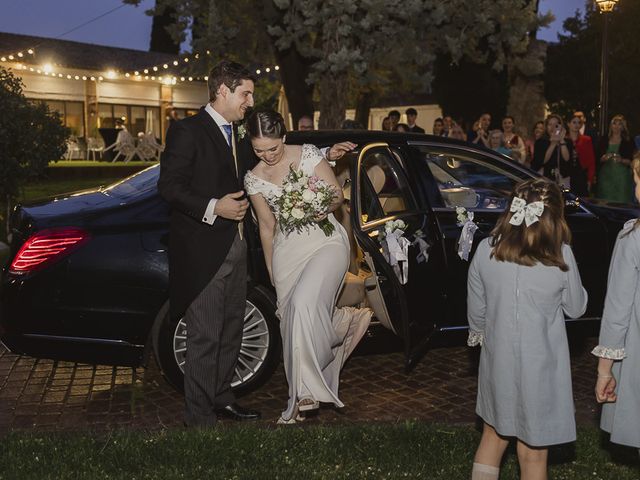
[532,114,573,189]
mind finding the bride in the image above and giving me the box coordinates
[243,110,373,423]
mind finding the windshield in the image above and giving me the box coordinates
[102,164,160,199]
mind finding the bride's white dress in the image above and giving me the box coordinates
[245,144,372,421]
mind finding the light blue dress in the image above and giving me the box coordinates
[592,219,640,448]
[467,238,588,446]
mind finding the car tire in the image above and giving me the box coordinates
[154,285,281,396]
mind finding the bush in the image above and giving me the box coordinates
[0,66,68,233]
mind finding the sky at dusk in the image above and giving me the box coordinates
[0,0,587,52]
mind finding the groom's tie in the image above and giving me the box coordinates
[222,124,232,147]
[221,123,243,240]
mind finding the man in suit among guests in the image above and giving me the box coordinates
[405,108,425,133]
[158,61,260,427]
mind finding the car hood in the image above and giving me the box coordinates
[581,197,640,224]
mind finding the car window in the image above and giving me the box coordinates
[418,147,529,210]
[359,147,416,224]
[103,164,160,199]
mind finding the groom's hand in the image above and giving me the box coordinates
[215,191,250,221]
[327,142,357,161]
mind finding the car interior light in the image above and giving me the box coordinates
[9,227,90,274]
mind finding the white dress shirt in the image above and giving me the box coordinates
[202,103,233,225]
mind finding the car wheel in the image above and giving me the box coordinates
[154,285,280,396]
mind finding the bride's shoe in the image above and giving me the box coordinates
[276,402,307,424]
[298,397,319,412]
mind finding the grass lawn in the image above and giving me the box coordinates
[0,423,637,479]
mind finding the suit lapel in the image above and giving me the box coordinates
[196,109,238,180]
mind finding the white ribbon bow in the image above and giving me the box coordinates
[457,211,478,261]
[382,229,410,285]
[508,197,544,227]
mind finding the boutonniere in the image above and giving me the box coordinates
[237,124,247,140]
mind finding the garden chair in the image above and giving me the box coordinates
[104,129,137,162]
[86,136,105,161]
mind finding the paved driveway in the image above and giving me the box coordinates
[0,336,601,431]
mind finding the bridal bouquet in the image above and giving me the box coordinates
[274,166,337,237]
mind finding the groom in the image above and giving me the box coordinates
[158,61,259,427]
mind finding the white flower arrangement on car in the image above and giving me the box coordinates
[455,206,478,261]
[380,219,410,285]
[273,165,337,237]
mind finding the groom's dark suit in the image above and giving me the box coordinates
[158,107,249,426]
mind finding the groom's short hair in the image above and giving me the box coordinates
[208,61,255,101]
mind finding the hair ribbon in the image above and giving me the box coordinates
[509,197,544,227]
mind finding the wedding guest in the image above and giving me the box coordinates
[593,153,640,452]
[596,114,636,203]
[381,116,391,131]
[405,107,425,133]
[501,116,526,165]
[395,123,410,133]
[388,110,400,131]
[469,113,491,147]
[487,130,511,157]
[468,178,587,480]
[567,113,595,194]
[526,121,545,164]
[449,122,467,141]
[442,115,453,137]
[532,114,573,188]
[432,117,445,136]
[297,115,314,131]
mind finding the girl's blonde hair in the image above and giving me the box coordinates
[490,178,571,271]
[608,114,629,141]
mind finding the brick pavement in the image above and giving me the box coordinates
[0,336,601,432]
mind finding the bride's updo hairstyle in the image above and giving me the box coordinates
[246,110,287,139]
[490,178,571,271]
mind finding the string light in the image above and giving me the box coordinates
[1,46,280,85]
[0,48,35,63]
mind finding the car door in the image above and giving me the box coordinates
[350,143,444,370]
[412,143,609,328]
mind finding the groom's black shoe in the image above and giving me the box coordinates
[215,403,261,421]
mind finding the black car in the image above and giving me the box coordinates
[2,131,637,394]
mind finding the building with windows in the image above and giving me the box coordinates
[0,32,207,146]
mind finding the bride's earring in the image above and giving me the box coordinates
[282,135,286,144]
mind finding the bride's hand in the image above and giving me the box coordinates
[314,212,328,222]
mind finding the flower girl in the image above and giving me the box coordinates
[467,178,587,479]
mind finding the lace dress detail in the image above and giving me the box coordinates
[591,345,626,360]
[467,331,484,347]
[243,144,326,229]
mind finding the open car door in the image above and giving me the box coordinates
[350,143,444,370]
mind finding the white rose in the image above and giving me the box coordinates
[281,210,290,219]
[291,208,304,219]
[285,184,293,193]
[302,189,315,202]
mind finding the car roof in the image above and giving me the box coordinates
[286,130,472,149]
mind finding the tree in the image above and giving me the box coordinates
[0,67,68,234]
[125,0,545,129]
[545,1,640,133]
[270,0,544,128]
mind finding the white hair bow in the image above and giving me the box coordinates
[509,197,544,227]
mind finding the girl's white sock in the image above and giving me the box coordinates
[471,462,500,480]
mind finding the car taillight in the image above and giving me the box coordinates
[9,227,90,274]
